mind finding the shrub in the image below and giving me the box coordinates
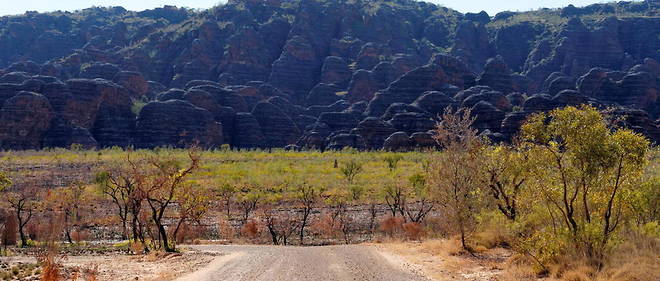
[37,246,62,281]
[71,229,90,243]
[129,241,144,255]
[1,211,17,248]
[379,216,404,237]
[82,264,98,281]
[310,213,342,239]
[217,217,235,241]
[402,222,425,241]
[240,220,260,239]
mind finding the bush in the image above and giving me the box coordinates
[129,241,144,255]
[217,217,235,241]
[310,214,342,239]
[71,229,90,243]
[240,220,260,239]
[379,216,404,237]
[1,211,17,248]
[402,222,425,241]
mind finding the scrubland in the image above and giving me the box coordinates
[0,106,657,281]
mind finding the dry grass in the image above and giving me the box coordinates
[420,238,465,256]
[81,264,99,281]
[497,231,659,281]
[596,234,659,281]
[37,246,62,281]
[378,238,508,281]
[497,255,538,281]
[472,225,511,250]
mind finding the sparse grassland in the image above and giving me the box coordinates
[0,107,657,281]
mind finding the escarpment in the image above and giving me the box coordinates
[0,0,657,150]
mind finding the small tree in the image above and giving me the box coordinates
[45,183,88,243]
[261,188,298,245]
[4,183,40,248]
[96,153,147,244]
[363,184,381,234]
[381,158,408,220]
[427,107,485,251]
[384,155,403,172]
[139,149,201,252]
[382,182,407,219]
[294,184,321,245]
[482,144,530,221]
[236,184,262,225]
[216,183,237,219]
[171,184,212,244]
[405,173,434,223]
[0,173,11,252]
[340,160,363,185]
[97,148,201,252]
[521,105,650,264]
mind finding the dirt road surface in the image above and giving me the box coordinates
[176,245,433,281]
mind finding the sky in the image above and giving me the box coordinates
[0,0,628,17]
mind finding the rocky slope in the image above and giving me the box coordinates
[0,0,657,150]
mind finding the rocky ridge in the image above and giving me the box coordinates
[0,0,657,150]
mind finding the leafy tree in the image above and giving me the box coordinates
[405,173,434,223]
[339,160,363,185]
[482,144,530,221]
[629,174,659,225]
[521,105,650,263]
[172,183,212,243]
[216,183,237,219]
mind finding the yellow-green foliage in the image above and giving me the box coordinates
[0,172,10,192]
[202,149,428,205]
[518,105,651,265]
[1,148,428,205]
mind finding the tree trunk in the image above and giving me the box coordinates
[18,226,27,248]
[65,228,73,244]
[460,224,468,251]
[120,214,128,240]
[267,224,279,245]
[369,204,377,234]
[299,208,311,245]
[157,222,173,252]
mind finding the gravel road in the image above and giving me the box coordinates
[176,245,432,281]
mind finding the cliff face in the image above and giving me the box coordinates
[0,0,657,150]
